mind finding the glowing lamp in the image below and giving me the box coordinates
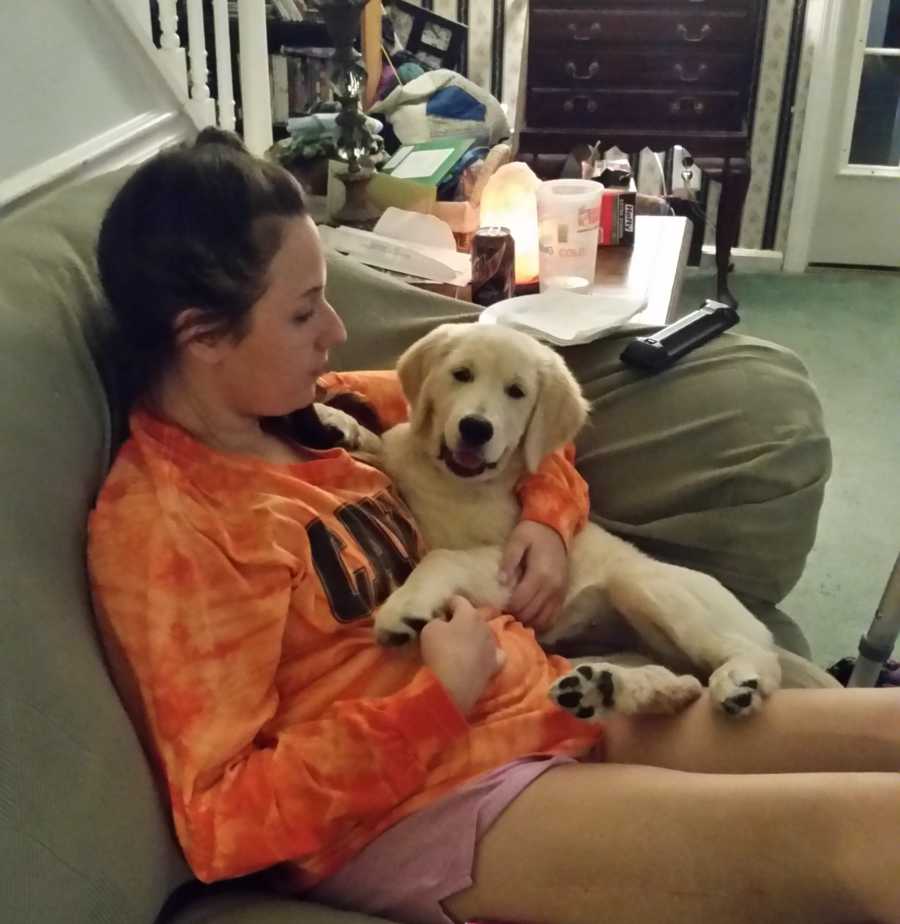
[478,162,541,285]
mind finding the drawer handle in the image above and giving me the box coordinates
[670,97,706,115]
[565,60,600,80]
[676,23,712,43]
[674,62,708,83]
[567,21,602,41]
[563,96,599,114]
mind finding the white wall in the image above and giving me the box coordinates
[0,0,193,214]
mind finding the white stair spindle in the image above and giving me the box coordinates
[158,0,179,49]
[157,0,188,90]
[238,0,273,154]
[212,0,236,130]
[185,0,217,126]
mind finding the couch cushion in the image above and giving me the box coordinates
[0,166,469,924]
[168,889,392,924]
[0,169,192,924]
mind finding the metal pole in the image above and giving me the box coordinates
[848,552,900,687]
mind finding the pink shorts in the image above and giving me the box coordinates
[306,755,575,924]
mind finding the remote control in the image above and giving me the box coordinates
[620,299,739,372]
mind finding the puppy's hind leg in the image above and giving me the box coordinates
[607,564,782,718]
[549,661,703,722]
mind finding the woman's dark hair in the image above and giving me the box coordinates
[97,127,306,400]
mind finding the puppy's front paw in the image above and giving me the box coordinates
[550,662,703,721]
[314,403,381,454]
[373,590,446,647]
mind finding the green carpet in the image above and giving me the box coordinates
[679,267,900,668]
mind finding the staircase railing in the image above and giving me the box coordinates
[105,0,273,154]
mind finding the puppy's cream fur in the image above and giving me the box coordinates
[326,323,838,717]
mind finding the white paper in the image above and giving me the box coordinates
[479,290,646,346]
[319,221,471,286]
[374,207,458,252]
[391,148,454,179]
[383,145,413,171]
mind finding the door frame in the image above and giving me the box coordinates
[784,0,900,271]
[783,0,844,272]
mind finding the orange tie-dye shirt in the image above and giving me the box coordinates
[87,370,600,889]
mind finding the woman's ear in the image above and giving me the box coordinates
[523,349,590,472]
[173,308,227,363]
[396,324,463,437]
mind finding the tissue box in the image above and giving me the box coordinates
[598,189,636,248]
[326,160,437,220]
[325,161,479,247]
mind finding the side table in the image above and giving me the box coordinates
[412,215,691,327]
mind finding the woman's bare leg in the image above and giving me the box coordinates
[603,688,900,773]
[445,763,900,924]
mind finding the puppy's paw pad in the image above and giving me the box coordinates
[375,626,417,646]
[374,610,433,645]
[552,662,703,719]
[374,600,436,647]
[402,616,430,634]
[710,668,767,718]
[549,664,616,722]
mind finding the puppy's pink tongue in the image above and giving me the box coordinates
[453,448,483,469]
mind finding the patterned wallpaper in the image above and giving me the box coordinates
[740,0,796,250]
[400,1,809,254]
[776,3,817,253]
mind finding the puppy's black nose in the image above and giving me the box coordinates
[458,415,493,446]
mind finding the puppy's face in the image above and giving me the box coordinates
[432,334,541,479]
[397,324,589,482]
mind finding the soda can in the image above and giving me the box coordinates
[470,226,515,307]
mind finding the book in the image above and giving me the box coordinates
[270,0,299,22]
[268,1,315,23]
[381,137,476,187]
[270,54,290,124]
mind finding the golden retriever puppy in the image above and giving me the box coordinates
[323,323,837,720]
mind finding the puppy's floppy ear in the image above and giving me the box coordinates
[396,324,463,437]
[523,347,590,472]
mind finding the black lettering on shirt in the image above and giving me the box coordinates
[306,491,420,623]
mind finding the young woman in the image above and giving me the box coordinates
[88,129,900,924]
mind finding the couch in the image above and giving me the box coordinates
[0,167,831,924]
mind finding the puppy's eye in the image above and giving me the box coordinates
[506,384,526,399]
[452,368,473,383]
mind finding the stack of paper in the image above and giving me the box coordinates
[318,208,471,286]
[479,290,646,346]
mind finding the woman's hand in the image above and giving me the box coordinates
[499,520,568,634]
[420,596,505,716]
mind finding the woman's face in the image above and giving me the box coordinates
[212,215,347,417]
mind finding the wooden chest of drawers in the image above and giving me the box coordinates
[517,0,768,306]
[520,0,766,156]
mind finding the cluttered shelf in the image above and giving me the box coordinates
[260,0,467,136]
[260,0,693,333]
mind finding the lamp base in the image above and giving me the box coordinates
[333,169,382,230]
